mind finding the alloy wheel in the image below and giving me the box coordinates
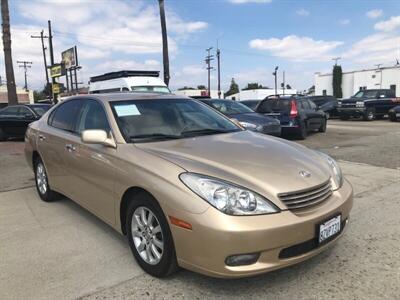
[131,206,164,265]
[36,162,48,195]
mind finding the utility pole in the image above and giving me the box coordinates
[17,61,32,90]
[48,20,57,103]
[158,0,170,86]
[216,47,221,98]
[273,66,279,95]
[332,57,341,66]
[1,0,18,105]
[282,70,285,95]
[31,30,49,86]
[205,47,214,96]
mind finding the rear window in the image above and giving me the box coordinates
[257,99,291,113]
[49,100,83,133]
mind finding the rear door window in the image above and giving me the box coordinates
[0,106,20,117]
[50,100,84,133]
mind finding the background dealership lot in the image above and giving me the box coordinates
[0,120,399,300]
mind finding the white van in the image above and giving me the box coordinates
[88,70,170,94]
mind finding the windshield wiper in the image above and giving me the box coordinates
[130,133,181,142]
[181,128,237,137]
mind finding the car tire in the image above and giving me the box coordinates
[339,114,349,121]
[363,108,375,121]
[389,115,397,122]
[325,112,330,120]
[297,122,308,140]
[0,127,6,141]
[34,156,59,202]
[319,119,327,132]
[126,192,179,278]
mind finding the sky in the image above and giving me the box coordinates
[1,0,400,92]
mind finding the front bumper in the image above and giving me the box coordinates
[337,107,366,117]
[169,179,353,278]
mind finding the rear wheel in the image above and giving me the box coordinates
[34,157,59,202]
[389,114,397,122]
[325,112,330,120]
[297,122,308,140]
[126,192,178,278]
[0,127,6,141]
[319,119,327,132]
[340,114,349,121]
[363,108,375,121]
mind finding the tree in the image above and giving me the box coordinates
[242,82,263,90]
[177,86,195,90]
[197,85,206,90]
[286,84,292,89]
[225,78,239,97]
[332,65,343,98]
[1,0,18,105]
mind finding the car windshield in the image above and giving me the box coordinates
[131,86,171,94]
[353,90,378,99]
[110,99,241,143]
[31,105,51,116]
[207,100,253,115]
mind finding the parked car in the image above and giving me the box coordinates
[89,70,171,94]
[200,99,281,136]
[25,93,352,278]
[388,105,400,121]
[240,100,260,110]
[305,96,338,119]
[0,104,51,141]
[337,89,399,121]
[254,96,327,139]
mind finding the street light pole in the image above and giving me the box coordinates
[273,66,279,95]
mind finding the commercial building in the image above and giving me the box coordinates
[0,84,34,107]
[315,65,400,98]
[174,88,222,99]
[225,88,297,101]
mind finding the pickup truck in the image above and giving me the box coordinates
[337,89,400,121]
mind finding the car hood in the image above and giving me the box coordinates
[136,131,331,208]
[228,113,279,125]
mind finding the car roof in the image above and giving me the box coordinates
[64,92,191,103]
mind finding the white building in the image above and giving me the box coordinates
[174,89,222,99]
[0,84,34,106]
[225,88,297,101]
[315,66,400,98]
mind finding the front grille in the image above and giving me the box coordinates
[279,180,332,210]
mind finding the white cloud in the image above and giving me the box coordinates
[374,16,400,32]
[343,33,400,64]
[338,19,350,25]
[182,65,205,76]
[229,0,272,4]
[296,8,310,17]
[366,9,383,19]
[249,35,343,61]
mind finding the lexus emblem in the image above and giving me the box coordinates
[299,170,311,178]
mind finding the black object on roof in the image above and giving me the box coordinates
[90,70,160,83]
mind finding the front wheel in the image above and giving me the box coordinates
[363,108,375,121]
[34,157,59,202]
[389,114,397,122]
[297,122,308,140]
[126,192,178,278]
[0,127,6,141]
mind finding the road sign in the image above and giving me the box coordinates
[52,83,60,94]
[50,64,65,78]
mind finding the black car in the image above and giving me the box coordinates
[254,96,327,139]
[304,96,338,119]
[0,104,51,141]
[200,99,281,136]
[240,100,260,110]
[388,105,400,121]
[337,89,399,121]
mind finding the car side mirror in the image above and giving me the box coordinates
[81,129,116,148]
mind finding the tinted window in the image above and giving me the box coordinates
[301,101,311,109]
[308,100,317,110]
[31,105,51,116]
[19,106,34,117]
[0,106,20,117]
[77,100,110,134]
[258,99,291,113]
[50,100,83,133]
[241,100,259,110]
[207,100,253,115]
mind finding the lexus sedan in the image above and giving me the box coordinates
[201,99,281,136]
[25,93,353,278]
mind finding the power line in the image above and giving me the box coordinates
[17,61,33,90]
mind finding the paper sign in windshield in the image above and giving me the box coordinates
[115,104,141,117]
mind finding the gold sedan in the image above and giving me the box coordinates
[25,93,353,278]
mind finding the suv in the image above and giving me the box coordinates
[305,96,338,119]
[337,89,399,121]
[89,70,171,94]
[254,96,327,139]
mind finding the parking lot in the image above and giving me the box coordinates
[0,120,399,300]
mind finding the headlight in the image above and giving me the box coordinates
[239,121,257,129]
[356,101,364,107]
[338,102,342,107]
[180,173,280,215]
[316,152,343,191]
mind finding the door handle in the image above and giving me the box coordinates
[65,144,76,152]
[38,134,46,141]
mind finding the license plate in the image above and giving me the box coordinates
[318,215,341,244]
[396,113,400,117]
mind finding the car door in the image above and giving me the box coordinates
[38,99,84,195]
[70,99,117,225]
[0,106,21,136]
[308,100,325,129]
[16,106,37,136]
[302,100,321,130]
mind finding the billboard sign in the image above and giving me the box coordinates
[52,83,60,94]
[62,46,78,69]
[50,64,65,78]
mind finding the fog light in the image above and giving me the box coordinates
[225,253,260,266]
